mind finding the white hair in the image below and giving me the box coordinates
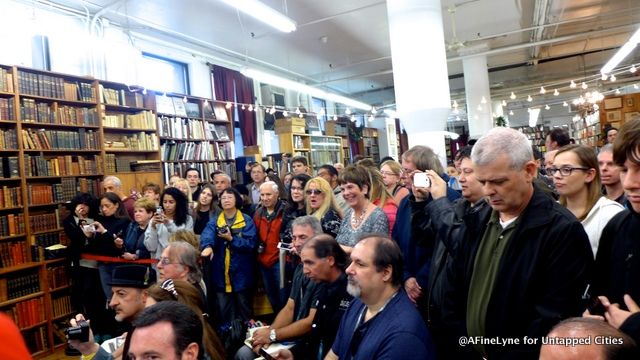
[260,181,279,193]
[103,175,122,188]
[214,173,231,183]
[472,127,533,169]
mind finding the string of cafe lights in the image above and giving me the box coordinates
[450,62,640,118]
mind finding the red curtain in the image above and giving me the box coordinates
[212,65,257,146]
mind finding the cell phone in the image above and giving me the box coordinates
[258,347,275,360]
[413,172,431,188]
[82,224,95,233]
[156,206,163,215]
[587,296,606,316]
[277,242,293,251]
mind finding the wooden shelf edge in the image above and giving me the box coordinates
[19,320,48,332]
[0,291,44,307]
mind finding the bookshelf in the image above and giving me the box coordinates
[515,125,550,154]
[571,118,601,148]
[99,80,162,192]
[358,127,380,163]
[153,92,235,184]
[325,120,351,164]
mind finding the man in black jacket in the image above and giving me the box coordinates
[424,127,593,359]
[591,118,640,344]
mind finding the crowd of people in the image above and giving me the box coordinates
[48,118,640,359]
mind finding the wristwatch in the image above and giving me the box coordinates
[269,328,277,343]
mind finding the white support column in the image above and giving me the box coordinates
[386,0,450,166]
[461,44,493,138]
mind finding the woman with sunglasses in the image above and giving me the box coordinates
[551,144,624,256]
[380,159,410,205]
[200,188,257,324]
[335,165,389,254]
[305,177,343,238]
[280,174,312,244]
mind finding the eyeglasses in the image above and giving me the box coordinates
[305,189,323,196]
[546,166,590,176]
[159,257,179,266]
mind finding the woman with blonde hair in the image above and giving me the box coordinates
[551,144,624,256]
[173,178,196,210]
[380,160,410,205]
[305,177,343,238]
[145,279,225,360]
[368,167,398,234]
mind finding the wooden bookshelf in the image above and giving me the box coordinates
[358,127,380,163]
[325,120,351,164]
[153,92,235,185]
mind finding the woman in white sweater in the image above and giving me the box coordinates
[550,144,624,257]
[145,187,194,259]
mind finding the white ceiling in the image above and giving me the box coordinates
[28,0,640,126]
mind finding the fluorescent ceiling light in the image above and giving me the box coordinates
[241,68,372,111]
[218,0,296,33]
[601,26,640,75]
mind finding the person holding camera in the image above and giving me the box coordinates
[201,188,257,325]
[145,187,194,261]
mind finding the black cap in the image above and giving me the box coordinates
[109,265,155,288]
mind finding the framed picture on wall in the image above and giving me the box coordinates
[604,97,623,110]
[607,110,622,122]
[627,98,635,107]
[625,112,640,121]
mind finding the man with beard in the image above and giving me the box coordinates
[327,235,434,359]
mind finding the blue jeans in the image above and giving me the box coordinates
[260,263,287,314]
[98,263,116,300]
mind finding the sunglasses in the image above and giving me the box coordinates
[305,189,323,196]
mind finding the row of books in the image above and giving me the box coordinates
[33,232,63,249]
[29,210,61,233]
[24,154,102,177]
[22,128,99,150]
[52,295,72,318]
[104,132,159,151]
[161,141,218,161]
[3,298,45,329]
[100,85,145,108]
[163,161,236,185]
[0,214,25,237]
[104,154,134,173]
[24,326,49,353]
[0,157,19,178]
[0,185,22,208]
[17,70,95,102]
[27,179,76,205]
[6,272,39,300]
[47,266,69,290]
[0,128,18,150]
[0,98,14,120]
[103,110,156,129]
[158,116,212,140]
[0,67,14,93]
[21,99,98,126]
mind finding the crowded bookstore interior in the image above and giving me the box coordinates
[1,0,640,359]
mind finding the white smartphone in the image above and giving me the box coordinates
[413,172,431,188]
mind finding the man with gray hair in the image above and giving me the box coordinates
[103,175,136,219]
[157,241,206,300]
[213,172,232,195]
[435,127,593,358]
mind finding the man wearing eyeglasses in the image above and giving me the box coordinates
[157,241,205,300]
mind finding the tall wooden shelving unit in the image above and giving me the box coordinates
[154,92,235,184]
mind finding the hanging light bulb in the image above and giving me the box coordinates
[539,86,546,94]
[225,102,232,109]
[295,107,301,115]
[368,115,375,122]
[635,84,639,90]
[142,88,147,95]
[455,116,461,121]
[508,110,514,116]
[570,80,577,88]
[241,104,246,110]
[480,96,487,104]
[248,104,254,111]
[563,101,568,107]
[452,100,458,108]
[270,106,276,114]
[553,89,559,96]
[510,92,516,100]
[615,88,621,95]
[477,104,483,111]
[581,82,588,90]
[282,110,289,117]
[333,115,338,121]
[345,108,352,115]
[602,73,609,81]
[544,104,550,110]
[610,74,617,82]
[299,113,304,119]
[203,99,209,106]
[527,95,533,102]
[319,108,325,116]
[183,96,188,103]
[631,65,637,73]
[501,100,507,106]
[350,115,356,122]
[371,106,377,114]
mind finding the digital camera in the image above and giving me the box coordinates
[217,225,229,234]
[65,320,90,342]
